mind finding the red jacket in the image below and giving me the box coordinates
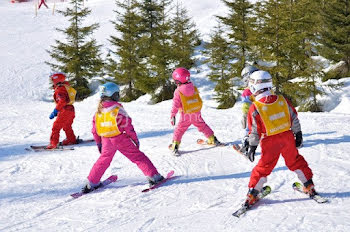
[247,95,301,146]
[53,82,74,111]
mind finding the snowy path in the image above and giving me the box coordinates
[1,99,350,231]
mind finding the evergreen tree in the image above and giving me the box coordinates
[204,23,237,109]
[253,0,322,110]
[138,0,175,103]
[218,0,256,77]
[108,0,146,102]
[46,0,103,100]
[318,0,350,78]
[170,2,200,68]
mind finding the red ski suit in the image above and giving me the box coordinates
[247,94,313,191]
[50,82,76,146]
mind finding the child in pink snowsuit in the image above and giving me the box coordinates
[169,67,220,155]
[82,82,164,193]
[239,66,259,153]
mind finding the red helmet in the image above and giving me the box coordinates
[172,67,190,84]
[50,72,66,85]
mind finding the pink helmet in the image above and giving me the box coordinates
[172,67,190,84]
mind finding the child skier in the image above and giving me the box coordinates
[82,82,164,193]
[242,70,318,206]
[47,72,77,149]
[169,67,221,156]
[239,65,259,154]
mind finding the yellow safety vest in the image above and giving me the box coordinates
[64,85,76,105]
[253,95,291,136]
[179,87,203,114]
[95,106,121,137]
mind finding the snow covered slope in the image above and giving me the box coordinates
[1,1,350,231]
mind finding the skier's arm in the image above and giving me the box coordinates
[285,97,301,134]
[55,90,69,111]
[91,115,102,145]
[117,108,139,147]
[170,90,181,118]
[247,105,261,147]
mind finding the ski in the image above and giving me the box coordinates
[26,137,94,152]
[232,186,271,217]
[196,139,227,147]
[142,170,176,193]
[292,182,328,203]
[25,146,74,152]
[70,175,118,199]
[60,137,95,146]
[232,144,251,161]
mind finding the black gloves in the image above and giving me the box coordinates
[295,131,303,148]
[245,145,257,162]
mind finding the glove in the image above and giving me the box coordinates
[171,116,176,126]
[97,144,102,153]
[245,145,257,162]
[49,109,58,119]
[295,131,303,148]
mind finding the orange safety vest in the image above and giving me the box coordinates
[253,95,291,136]
[179,87,203,114]
[95,106,121,137]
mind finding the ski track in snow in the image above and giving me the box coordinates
[1,0,350,231]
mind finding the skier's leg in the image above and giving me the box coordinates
[281,131,313,183]
[191,113,214,138]
[87,138,117,184]
[48,114,65,147]
[248,137,280,191]
[62,110,76,144]
[172,114,191,142]
[114,134,159,177]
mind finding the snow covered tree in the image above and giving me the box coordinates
[107,0,146,102]
[170,2,200,68]
[204,23,237,109]
[318,0,350,79]
[46,0,103,100]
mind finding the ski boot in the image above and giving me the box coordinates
[81,181,103,194]
[303,179,317,197]
[170,141,180,156]
[207,135,221,146]
[61,138,77,146]
[244,188,259,207]
[46,143,57,150]
[147,173,165,187]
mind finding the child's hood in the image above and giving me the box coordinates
[178,82,195,97]
[102,100,123,109]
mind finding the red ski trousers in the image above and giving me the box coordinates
[248,130,313,191]
[50,108,76,146]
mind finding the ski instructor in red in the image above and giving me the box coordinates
[47,72,77,149]
[243,70,319,205]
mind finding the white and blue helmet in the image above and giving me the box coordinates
[100,82,120,98]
